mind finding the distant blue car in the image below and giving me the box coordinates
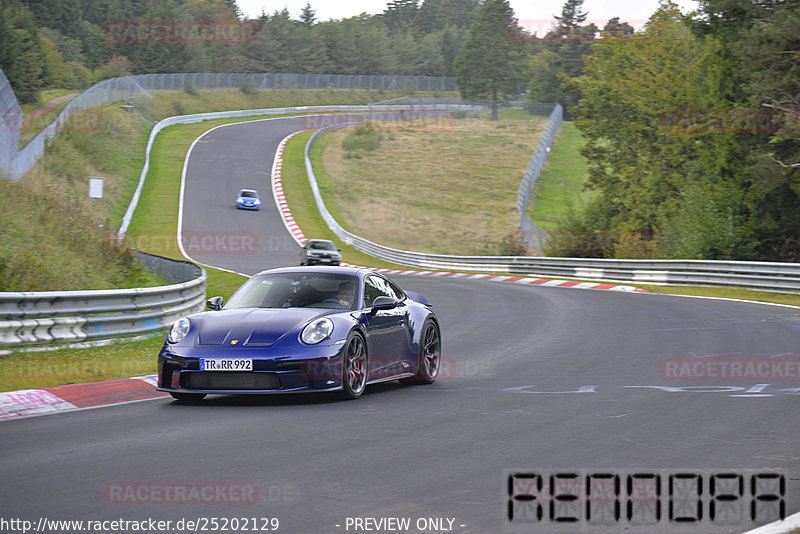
[235,188,261,210]
[157,267,441,401]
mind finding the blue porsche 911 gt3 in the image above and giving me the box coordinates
[157,267,441,401]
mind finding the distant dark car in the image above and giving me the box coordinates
[300,239,342,266]
[235,188,261,210]
[156,266,441,400]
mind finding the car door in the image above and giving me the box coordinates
[362,275,410,379]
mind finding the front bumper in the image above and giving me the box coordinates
[236,202,259,210]
[157,343,344,395]
[305,256,341,265]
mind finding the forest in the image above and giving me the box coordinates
[0,0,798,261]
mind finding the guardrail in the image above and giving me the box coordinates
[0,253,206,347]
[304,126,800,294]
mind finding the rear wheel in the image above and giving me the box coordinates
[340,331,367,399]
[169,392,206,402]
[403,319,440,384]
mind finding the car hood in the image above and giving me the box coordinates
[191,308,331,346]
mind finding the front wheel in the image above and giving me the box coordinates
[340,331,367,399]
[403,319,441,384]
[169,392,206,402]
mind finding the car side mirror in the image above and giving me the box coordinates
[206,296,224,311]
[370,296,398,314]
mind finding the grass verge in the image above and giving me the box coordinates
[0,335,165,391]
[527,121,595,232]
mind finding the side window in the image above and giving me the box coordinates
[386,279,406,301]
[363,275,402,306]
[363,277,384,307]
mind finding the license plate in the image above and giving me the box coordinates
[320,258,331,262]
[200,358,252,371]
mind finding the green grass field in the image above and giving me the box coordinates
[317,117,547,255]
[527,121,595,231]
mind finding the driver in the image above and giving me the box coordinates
[337,281,355,308]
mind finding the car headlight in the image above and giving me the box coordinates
[301,318,333,345]
[167,317,191,343]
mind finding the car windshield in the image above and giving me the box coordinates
[309,241,335,250]
[240,190,258,198]
[225,273,357,310]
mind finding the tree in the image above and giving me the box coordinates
[529,0,598,115]
[13,27,45,103]
[382,0,419,34]
[300,2,316,26]
[454,0,520,119]
[418,0,480,32]
[736,0,800,259]
[568,5,754,258]
[526,49,561,103]
[602,17,634,37]
[0,4,20,84]
[553,0,588,36]
[94,55,133,80]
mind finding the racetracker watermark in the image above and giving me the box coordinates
[661,357,800,381]
[103,20,259,45]
[104,482,260,505]
[123,232,260,256]
[302,111,455,132]
[0,359,123,380]
[1,109,103,134]
[660,109,800,134]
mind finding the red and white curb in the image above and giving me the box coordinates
[272,132,309,246]
[0,375,164,421]
[348,267,646,292]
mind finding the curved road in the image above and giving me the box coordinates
[1,117,799,534]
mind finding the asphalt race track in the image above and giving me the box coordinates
[2,117,800,534]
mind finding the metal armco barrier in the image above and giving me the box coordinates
[0,253,206,347]
[304,126,800,294]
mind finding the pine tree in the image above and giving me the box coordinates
[553,0,588,37]
[300,2,316,26]
[454,0,520,119]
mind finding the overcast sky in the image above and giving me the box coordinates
[235,0,700,33]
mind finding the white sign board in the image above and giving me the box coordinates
[89,177,104,199]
